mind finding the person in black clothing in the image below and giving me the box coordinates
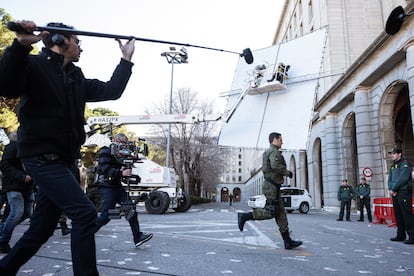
[229,193,233,206]
[0,132,35,253]
[0,20,135,275]
[96,133,153,247]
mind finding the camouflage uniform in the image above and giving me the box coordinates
[253,144,290,233]
[86,165,100,211]
[237,133,301,249]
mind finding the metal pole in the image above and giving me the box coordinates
[166,62,174,168]
[161,47,188,167]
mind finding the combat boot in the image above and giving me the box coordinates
[404,236,414,244]
[237,212,253,232]
[60,221,71,236]
[390,235,406,242]
[281,231,302,249]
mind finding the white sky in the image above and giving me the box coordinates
[3,0,283,135]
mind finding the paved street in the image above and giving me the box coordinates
[1,202,414,275]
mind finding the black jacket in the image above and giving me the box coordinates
[0,141,34,195]
[0,39,133,161]
[96,146,123,188]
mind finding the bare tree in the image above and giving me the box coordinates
[146,87,223,197]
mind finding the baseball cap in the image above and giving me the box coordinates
[389,146,402,154]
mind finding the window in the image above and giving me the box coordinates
[308,0,313,22]
[281,189,291,196]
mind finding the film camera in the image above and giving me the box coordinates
[109,138,148,162]
[109,138,149,184]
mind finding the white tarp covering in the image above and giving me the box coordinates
[83,133,111,148]
[218,28,327,149]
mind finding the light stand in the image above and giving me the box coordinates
[161,47,188,167]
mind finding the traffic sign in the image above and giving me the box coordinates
[362,167,373,177]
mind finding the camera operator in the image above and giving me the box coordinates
[95,133,153,247]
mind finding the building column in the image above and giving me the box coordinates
[404,41,414,135]
[299,150,307,190]
[325,113,340,207]
[354,86,375,179]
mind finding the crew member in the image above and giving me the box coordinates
[96,133,153,247]
[237,132,302,250]
[388,146,414,244]
[0,132,35,253]
[0,20,135,275]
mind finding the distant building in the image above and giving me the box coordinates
[216,146,264,203]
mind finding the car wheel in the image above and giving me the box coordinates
[287,210,293,213]
[173,192,192,213]
[299,202,309,214]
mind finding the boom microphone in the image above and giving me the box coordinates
[6,22,254,64]
[385,6,414,35]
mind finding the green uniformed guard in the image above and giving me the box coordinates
[337,179,354,221]
[388,146,414,244]
[237,132,302,249]
[86,159,101,211]
[356,177,372,222]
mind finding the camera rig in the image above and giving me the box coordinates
[107,139,149,220]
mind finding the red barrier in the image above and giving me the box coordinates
[373,197,414,227]
[373,198,390,225]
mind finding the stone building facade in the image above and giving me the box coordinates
[226,0,414,209]
[282,0,414,209]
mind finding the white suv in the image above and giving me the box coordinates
[280,187,312,214]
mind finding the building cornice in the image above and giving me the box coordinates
[314,3,414,111]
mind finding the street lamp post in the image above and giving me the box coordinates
[161,47,188,167]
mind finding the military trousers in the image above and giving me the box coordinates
[359,197,372,221]
[252,181,289,233]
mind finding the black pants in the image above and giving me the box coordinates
[0,156,98,276]
[392,190,414,239]
[359,197,372,221]
[339,200,351,220]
